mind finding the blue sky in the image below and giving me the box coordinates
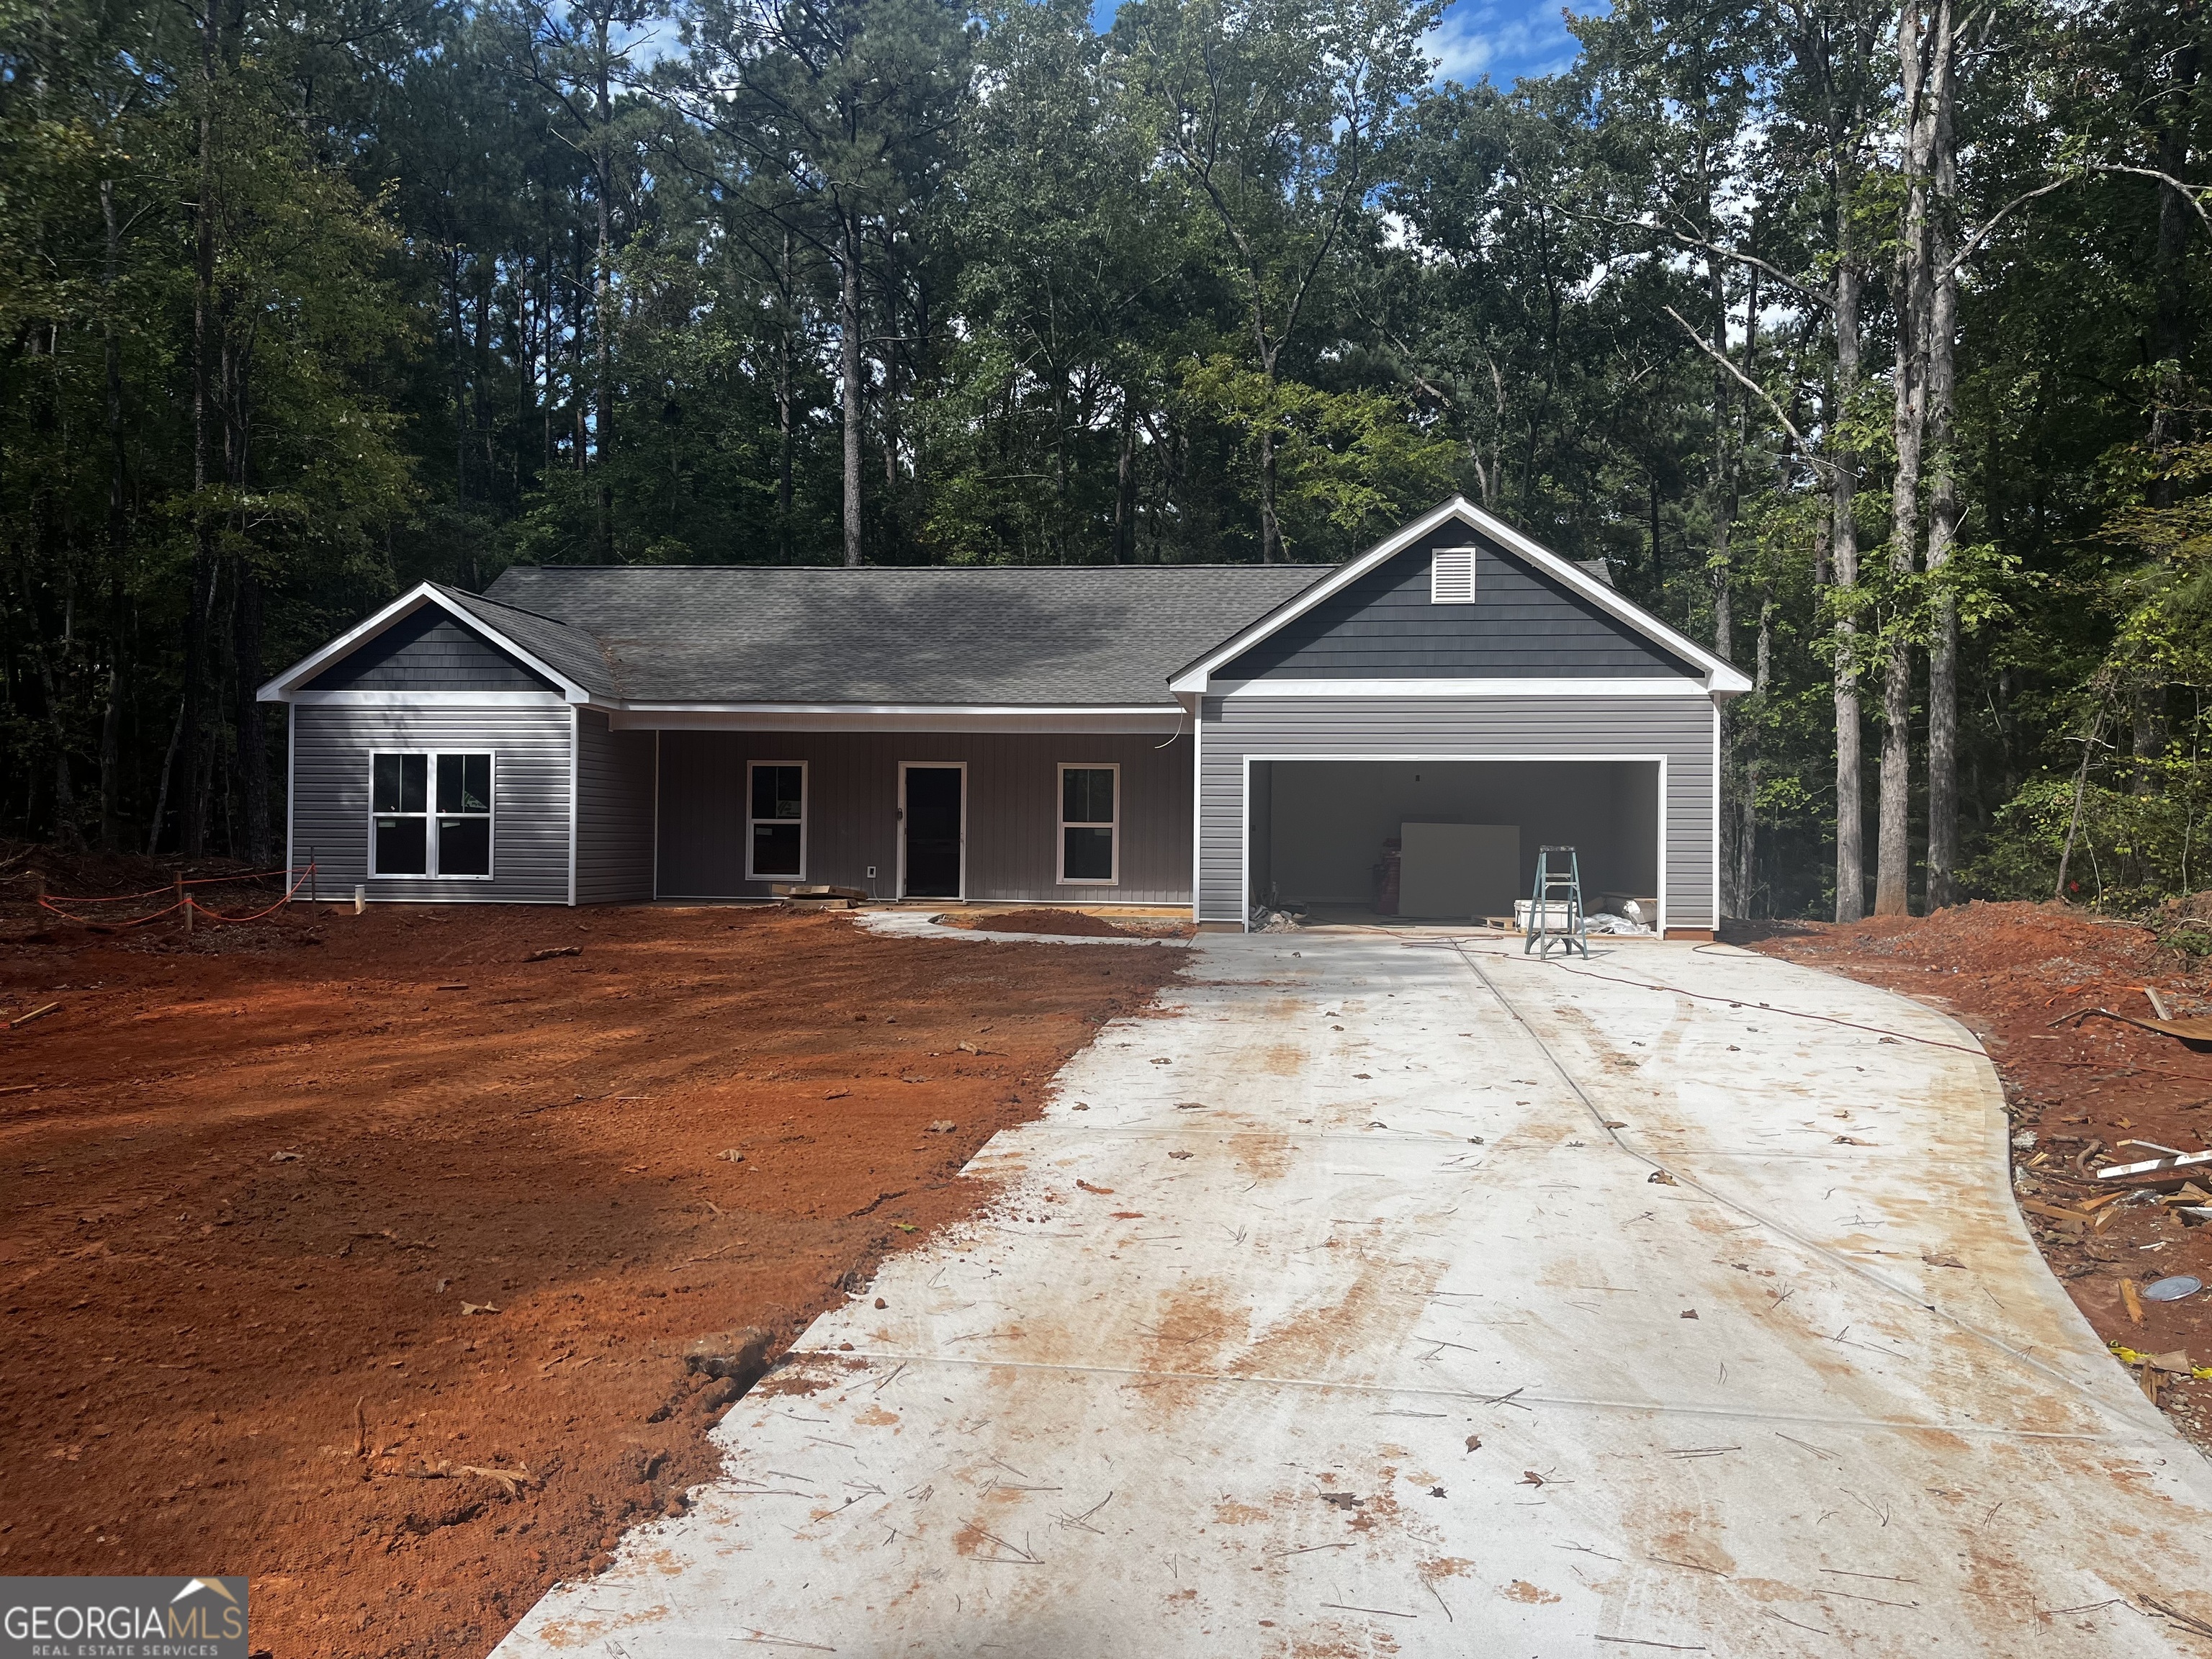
[1416,0,1591,86]
[1087,0,1593,89]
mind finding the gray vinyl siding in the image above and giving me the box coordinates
[1197,696,1716,927]
[305,608,559,693]
[656,729,1192,903]
[288,703,573,904]
[575,709,656,904]
[1220,526,1691,680]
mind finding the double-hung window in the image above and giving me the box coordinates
[747,762,806,880]
[1058,764,1118,885]
[371,752,493,878]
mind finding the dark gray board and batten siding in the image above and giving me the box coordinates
[1218,524,1691,681]
[289,703,574,904]
[656,729,1192,904]
[1196,696,1717,927]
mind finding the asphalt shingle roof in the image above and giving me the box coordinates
[437,585,624,698]
[473,565,1330,706]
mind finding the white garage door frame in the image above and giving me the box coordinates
[1240,752,1671,932]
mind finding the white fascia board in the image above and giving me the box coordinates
[1214,677,1712,698]
[1168,496,1755,698]
[257,583,594,704]
[606,705,1184,735]
[287,690,570,708]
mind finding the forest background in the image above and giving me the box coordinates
[1,0,2206,920]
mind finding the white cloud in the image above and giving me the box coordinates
[1422,0,1601,89]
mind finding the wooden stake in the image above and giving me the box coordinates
[2121,1278,2145,1326]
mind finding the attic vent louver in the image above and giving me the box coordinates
[1431,546,1478,604]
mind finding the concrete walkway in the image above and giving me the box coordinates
[493,932,2212,1658]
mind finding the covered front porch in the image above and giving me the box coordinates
[642,727,1194,906]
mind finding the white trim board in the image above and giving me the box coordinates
[288,690,570,709]
[1213,678,1712,699]
[1170,497,1753,699]
[567,708,580,908]
[1710,702,1723,931]
[608,707,1181,734]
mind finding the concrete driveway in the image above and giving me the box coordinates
[493,929,2212,1657]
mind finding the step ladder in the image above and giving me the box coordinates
[1523,845,1588,958]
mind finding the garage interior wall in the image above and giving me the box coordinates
[1251,760,1660,913]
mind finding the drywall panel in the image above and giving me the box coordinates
[1399,822,1519,918]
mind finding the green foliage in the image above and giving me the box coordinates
[1968,763,2212,914]
[1178,356,1459,554]
[0,0,2208,922]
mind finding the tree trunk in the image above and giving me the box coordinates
[1922,3,1962,909]
[146,696,185,856]
[1256,423,1281,563]
[100,176,126,851]
[594,18,616,561]
[1706,248,1741,913]
[451,256,469,505]
[181,0,223,859]
[840,211,863,567]
[1876,0,1937,917]
[232,558,268,863]
[1735,589,1773,917]
[1115,390,1137,565]
[2149,32,2203,438]
[778,229,795,561]
[1831,254,1866,922]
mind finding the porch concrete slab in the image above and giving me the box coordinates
[491,933,2212,1658]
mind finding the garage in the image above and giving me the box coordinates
[1172,498,1750,937]
[1247,757,1661,923]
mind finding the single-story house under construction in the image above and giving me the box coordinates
[258,498,1751,934]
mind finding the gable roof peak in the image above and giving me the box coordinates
[1169,498,1753,697]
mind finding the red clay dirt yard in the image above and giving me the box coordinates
[0,878,1186,1659]
[1747,899,2212,1455]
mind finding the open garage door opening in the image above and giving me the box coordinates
[1246,759,1663,930]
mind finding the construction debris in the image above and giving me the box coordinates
[2072,1006,2212,1048]
[2098,1148,2212,1182]
[776,884,866,910]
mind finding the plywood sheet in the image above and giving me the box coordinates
[1398,822,1519,918]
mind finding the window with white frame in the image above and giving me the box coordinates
[747,762,806,880]
[371,752,492,878]
[1431,545,1478,603]
[1058,764,1118,885]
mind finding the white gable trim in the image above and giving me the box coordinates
[256,583,593,705]
[1169,497,1754,698]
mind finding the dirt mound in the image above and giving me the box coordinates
[0,902,1185,1658]
[1745,899,2212,1453]
[945,907,1138,938]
